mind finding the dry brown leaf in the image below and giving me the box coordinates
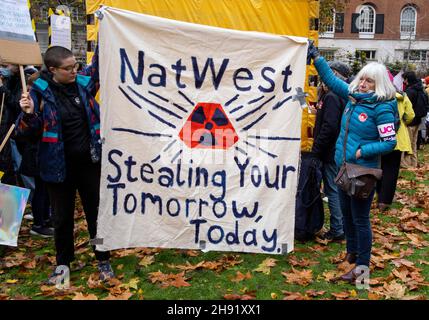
[288,256,319,268]
[400,220,429,233]
[331,291,350,299]
[305,289,326,297]
[308,244,329,252]
[104,290,133,300]
[392,267,410,282]
[392,259,415,268]
[320,271,339,282]
[330,252,347,264]
[148,270,191,288]
[11,295,31,300]
[281,267,313,286]
[404,233,429,248]
[139,255,155,267]
[167,261,206,271]
[282,291,308,300]
[23,260,36,269]
[169,276,192,288]
[223,294,243,300]
[224,293,256,300]
[113,248,147,258]
[184,250,200,257]
[418,260,429,266]
[401,295,427,300]
[73,292,98,300]
[253,258,277,275]
[105,277,123,288]
[86,273,103,289]
[315,237,329,246]
[368,292,383,300]
[230,271,251,283]
[382,281,407,299]
[337,261,355,272]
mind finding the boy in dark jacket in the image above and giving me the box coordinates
[18,46,113,284]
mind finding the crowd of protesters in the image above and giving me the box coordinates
[1,42,429,286]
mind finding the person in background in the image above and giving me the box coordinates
[376,90,414,211]
[308,42,397,283]
[1,65,36,202]
[17,46,114,284]
[402,71,427,167]
[0,67,16,185]
[311,61,350,242]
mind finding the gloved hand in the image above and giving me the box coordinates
[307,40,320,65]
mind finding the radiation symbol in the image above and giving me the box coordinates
[179,102,239,149]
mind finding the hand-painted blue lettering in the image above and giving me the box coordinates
[107,183,126,216]
[120,48,144,85]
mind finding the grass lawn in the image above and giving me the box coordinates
[1,147,428,300]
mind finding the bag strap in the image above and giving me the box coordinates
[342,103,354,164]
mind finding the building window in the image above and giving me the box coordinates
[39,6,48,22]
[357,50,377,61]
[404,50,427,62]
[320,49,337,61]
[320,10,335,38]
[400,6,417,39]
[71,7,80,21]
[358,5,376,38]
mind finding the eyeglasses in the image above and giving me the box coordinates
[57,62,80,72]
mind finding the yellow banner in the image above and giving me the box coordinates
[86,0,318,150]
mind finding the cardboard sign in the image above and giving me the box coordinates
[0,183,30,246]
[97,7,307,254]
[0,0,42,65]
[50,13,72,50]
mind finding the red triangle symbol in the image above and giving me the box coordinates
[179,102,239,149]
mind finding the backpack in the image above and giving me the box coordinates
[414,89,429,119]
[294,152,324,241]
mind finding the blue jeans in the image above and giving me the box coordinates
[322,162,343,236]
[338,189,374,267]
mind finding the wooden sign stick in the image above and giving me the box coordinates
[0,123,15,154]
[0,92,5,125]
[19,65,27,93]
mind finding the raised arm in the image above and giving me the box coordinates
[307,41,349,100]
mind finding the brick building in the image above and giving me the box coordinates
[318,0,429,72]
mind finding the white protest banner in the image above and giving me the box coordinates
[97,6,308,254]
[0,0,42,65]
[50,13,72,50]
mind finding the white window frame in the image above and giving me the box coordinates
[319,49,337,61]
[358,5,376,39]
[357,50,377,61]
[320,10,335,38]
[400,6,417,40]
[404,50,427,62]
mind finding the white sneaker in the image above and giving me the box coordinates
[23,213,34,220]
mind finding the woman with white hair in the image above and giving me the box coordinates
[308,43,398,283]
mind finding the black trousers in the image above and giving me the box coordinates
[32,175,51,227]
[377,150,402,205]
[46,158,109,266]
